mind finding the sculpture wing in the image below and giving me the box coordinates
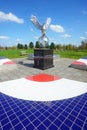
[44,17,51,30]
[31,15,42,30]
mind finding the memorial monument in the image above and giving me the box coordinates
[31,15,54,69]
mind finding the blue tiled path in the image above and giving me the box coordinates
[0,92,87,130]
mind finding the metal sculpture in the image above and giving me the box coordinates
[31,15,51,47]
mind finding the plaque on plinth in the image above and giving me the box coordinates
[34,49,54,70]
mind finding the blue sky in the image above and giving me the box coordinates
[0,0,87,47]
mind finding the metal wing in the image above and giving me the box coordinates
[31,15,42,30]
[44,17,51,30]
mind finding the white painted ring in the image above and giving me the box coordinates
[0,74,87,101]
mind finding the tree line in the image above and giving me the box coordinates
[0,39,87,50]
[17,40,87,50]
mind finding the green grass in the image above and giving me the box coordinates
[0,49,19,58]
[0,49,34,59]
[0,49,87,59]
[54,50,87,59]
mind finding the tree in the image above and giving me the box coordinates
[50,42,55,49]
[56,44,62,50]
[17,43,24,49]
[29,42,34,49]
[17,43,21,49]
[35,41,41,48]
[24,44,28,49]
[80,40,87,50]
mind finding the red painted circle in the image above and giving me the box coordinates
[26,74,61,82]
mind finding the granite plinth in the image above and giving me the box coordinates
[34,49,54,69]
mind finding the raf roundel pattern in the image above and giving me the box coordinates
[0,73,87,130]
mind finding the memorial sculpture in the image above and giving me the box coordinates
[30,15,54,69]
[31,15,51,48]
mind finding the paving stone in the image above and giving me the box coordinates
[0,58,87,83]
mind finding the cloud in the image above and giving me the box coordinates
[15,38,22,42]
[50,24,65,33]
[80,36,86,40]
[61,34,71,38]
[34,36,38,40]
[0,36,9,40]
[0,11,24,24]
[85,32,87,35]
[30,28,34,32]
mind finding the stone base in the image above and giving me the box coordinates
[34,49,54,70]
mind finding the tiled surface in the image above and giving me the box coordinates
[0,58,87,82]
[0,92,87,130]
[0,57,87,130]
[0,74,87,101]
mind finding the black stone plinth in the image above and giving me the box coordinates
[34,49,54,70]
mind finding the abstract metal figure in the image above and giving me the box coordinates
[31,15,51,47]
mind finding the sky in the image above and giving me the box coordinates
[0,0,87,47]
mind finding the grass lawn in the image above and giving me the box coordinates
[0,49,87,59]
[0,49,34,59]
[54,50,87,59]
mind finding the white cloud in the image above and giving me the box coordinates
[61,34,71,38]
[85,32,87,35]
[15,38,22,42]
[34,36,38,40]
[50,24,65,33]
[30,28,34,32]
[0,11,24,24]
[80,36,86,40]
[0,36,9,40]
